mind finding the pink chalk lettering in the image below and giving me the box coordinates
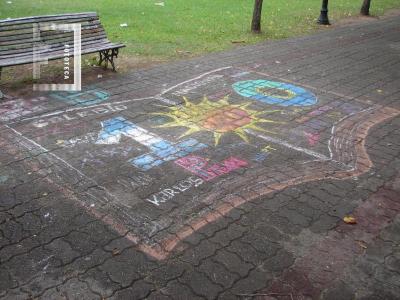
[175,155,248,181]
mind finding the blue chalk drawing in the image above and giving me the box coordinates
[96,117,208,171]
[252,152,269,162]
[232,80,317,106]
[51,89,109,106]
[0,175,9,184]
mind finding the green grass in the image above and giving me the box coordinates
[1,0,399,60]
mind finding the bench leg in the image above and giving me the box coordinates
[98,52,104,66]
[0,67,2,80]
[109,49,117,71]
[98,49,119,72]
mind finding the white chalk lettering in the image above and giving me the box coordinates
[32,104,128,128]
[145,176,204,206]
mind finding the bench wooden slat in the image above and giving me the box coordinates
[0,16,99,32]
[0,12,97,26]
[0,40,111,60]
[0,31,108,53]
[0,27,106,45]
[0,37,109,56]
[0,21,102,39]
[0,43,125,67]
[1,43,121,65]
[0,38,112,59]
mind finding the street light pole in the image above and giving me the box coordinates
[317,0,330,25]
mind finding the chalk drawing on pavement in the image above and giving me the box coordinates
[304,131,321,146]
[117,173,153,189]
[32,103,127,128]
[252,152,269,162]
[9,66,399,261]
[51,89,109,106]
[152,96,281,146]
[174,155,248,181]
[0,175,9,183]
[233,80,317,106]
[96,116,208,171]
[146,176,204,206]
[0,97,47,122]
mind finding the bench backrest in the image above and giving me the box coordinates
[0,12,107,57]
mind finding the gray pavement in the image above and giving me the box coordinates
[0,15,400,300]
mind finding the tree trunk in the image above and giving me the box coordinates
[251,0,264,33]
[360,0,371,16]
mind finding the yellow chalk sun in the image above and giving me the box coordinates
[153,96,280,146]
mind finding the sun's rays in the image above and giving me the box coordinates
[152,96,281,146]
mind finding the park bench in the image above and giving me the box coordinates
[0,12,125,79]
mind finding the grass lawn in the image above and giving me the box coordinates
[1,0,399,61]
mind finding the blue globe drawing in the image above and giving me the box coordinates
[233,80,317,106]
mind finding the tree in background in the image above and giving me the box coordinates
[251,0,264,33]
[361,0,372,16]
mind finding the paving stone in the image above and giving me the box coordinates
[229,267,273,296]
[209,223,248,247]
[213,249,253,277]
[179,269,223,300]
[111,280,155,300]
[261,249,295,274]
[147,261,187,285]
[161,280,204,300]
[321,281,356,300]
[79,267,121,298]
[147,291,172,300]
[101,264,138,288]
[53,277,101,300]
[198,259,239,289]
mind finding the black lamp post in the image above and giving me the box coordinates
[317,0,330,25]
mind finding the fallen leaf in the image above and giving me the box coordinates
[112,248,121,256]
[356,240,367,249]
[175,49,191,55]
[343,215,357,224]
[231,40,246,44]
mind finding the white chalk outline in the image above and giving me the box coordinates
[2,67,382,254]
[245,129,330,161]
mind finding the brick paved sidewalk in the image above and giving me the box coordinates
[0,15,399,300]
